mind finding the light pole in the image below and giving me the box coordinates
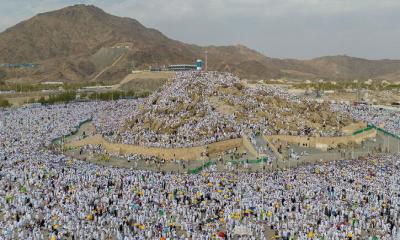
[205,49,208,71]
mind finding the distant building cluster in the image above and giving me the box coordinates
[150,59,205,72]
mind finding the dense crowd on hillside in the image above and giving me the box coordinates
[0,71,400,239]
[331,104,400,136]
[93,71,352,148]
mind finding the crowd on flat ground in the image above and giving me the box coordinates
[81,144,183,171]
[0,71,400,239]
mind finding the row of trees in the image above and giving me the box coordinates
[0,81,110,92]
[295,82,400,91]
[87,90,150,101]
[23,90,151,106]
[0,69,7,86]
[0,69,12,107]
[37,91,77,105]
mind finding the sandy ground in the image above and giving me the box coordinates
[112,71,175,90]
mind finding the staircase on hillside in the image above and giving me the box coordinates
[249,134,278,162]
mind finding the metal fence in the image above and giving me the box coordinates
[188,157,268,174]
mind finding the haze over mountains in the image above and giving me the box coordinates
[0,4,399,83]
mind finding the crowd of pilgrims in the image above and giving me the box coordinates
[81,144,175,170]
[0,102,400,239]
[0,71,400,239]
[94,71,353,148]
[331,104,400,136]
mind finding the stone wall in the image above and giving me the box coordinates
[67,134,205,160]
[67,135,251,161]
[265,128,377,151]
[206,138,243,155]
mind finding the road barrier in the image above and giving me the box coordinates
[188,161,215,174]
[229,157,268,165]
[352,126,375,136]
[366,124,400,140]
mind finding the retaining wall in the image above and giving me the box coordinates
[207,138,243,155]
[67,133,263,161]
[67,135,206,161]
[265,128,377,151]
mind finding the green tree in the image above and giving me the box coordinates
[0,69,6,81]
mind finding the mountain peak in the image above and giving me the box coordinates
[37,4,106,18]
[61,4,104,12]
[0,4,157,57]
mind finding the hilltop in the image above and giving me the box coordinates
[96,71,354,148]
[0,5,400,83]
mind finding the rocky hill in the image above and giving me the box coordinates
[0,4,399,83]
[110,71,353,147]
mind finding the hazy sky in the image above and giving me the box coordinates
[1,0,400,60]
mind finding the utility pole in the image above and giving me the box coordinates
[205,49,208,71]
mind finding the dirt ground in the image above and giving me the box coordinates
[112,71,174,91]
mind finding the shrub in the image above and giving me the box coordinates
[0,96,11,108]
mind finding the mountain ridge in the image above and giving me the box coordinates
[0,4,399,83]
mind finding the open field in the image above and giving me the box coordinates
[113,71,174,91]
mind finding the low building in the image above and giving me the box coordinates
[42,81,64,85]
[0,63,39,68]
[78,86,113,92]
[149,67,162,72]
[0,90,16,95]
[168,64,197,71]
